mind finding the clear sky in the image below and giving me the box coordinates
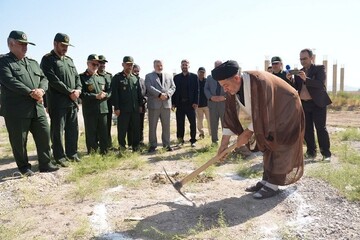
[1,0,359,90]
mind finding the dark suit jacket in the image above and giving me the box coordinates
[294,64,332,108]
[172,72,199,107]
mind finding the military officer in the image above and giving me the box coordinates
[97,55,114,149]
[79,54,111,154]
[0,30,59,175]
[111,56,142,152]
[40,33,82,166]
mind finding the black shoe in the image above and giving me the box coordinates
[304,152,316,159]
[253,186,280,199]
[148,146,157,153]
[164,146,173,152]
[39,163,59,173]
[69,156,81,162]
[55,158,69,167]
[20,169,35,177]
[199,134,205,139]
[177,138,185,146]
[245,181,264,192]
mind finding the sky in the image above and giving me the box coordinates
[1,0,359,90]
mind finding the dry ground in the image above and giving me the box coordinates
[0,109,359,240]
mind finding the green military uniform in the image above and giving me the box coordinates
[111,71,142,150]
[80,68,111,154]
[0,51,55,173]
[98,69,113,148]
[273,70,295,88]
[40,34,81,162]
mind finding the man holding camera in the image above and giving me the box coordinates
[292,48,332,161]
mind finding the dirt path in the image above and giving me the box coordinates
[0,110,359,239]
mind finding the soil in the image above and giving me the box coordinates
[0,110,359,240]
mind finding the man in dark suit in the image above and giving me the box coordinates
[293,48,332,161]
[0,30,59,175]
[172,59,199,147]
[145,60,176,152]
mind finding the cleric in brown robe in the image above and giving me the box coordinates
[212,60,305,199]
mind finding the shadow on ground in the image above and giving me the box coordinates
[92,187,295,240]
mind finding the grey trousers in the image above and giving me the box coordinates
[208,101,225,143]
[148,107,171,148]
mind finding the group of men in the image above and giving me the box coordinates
[0,30,332,200]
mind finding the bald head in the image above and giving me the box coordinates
[214,60,222,68]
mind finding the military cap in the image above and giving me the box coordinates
[123,56,134,63]
[54,33,74,47]
[8,30,35,45]
[211,60,239,81]
[198,67,206,72]
[98,55,108,63]
[271,56,282,63]
[87,54,100,61]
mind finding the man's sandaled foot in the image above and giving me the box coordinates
[245,181,264,192]
[253,186,279,199]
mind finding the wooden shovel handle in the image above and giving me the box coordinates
[179,143,237,186]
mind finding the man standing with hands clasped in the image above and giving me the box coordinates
[111,56,143,152]
[0,30,59,175]
[41,33,82,165]
[80,54,111,155]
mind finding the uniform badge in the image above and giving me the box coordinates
[100,84,105,90]
[64,35,69,43]
[88,84,94,91]
[22,34,27,40]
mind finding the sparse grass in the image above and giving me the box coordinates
[66,151,147,202]
[329,91,360,110]
[0,220,32,240]
[307,129,360,201]
[68,217,91,239]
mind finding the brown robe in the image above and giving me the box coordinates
[224,71,305,185]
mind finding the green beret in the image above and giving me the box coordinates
[211,60,239,81]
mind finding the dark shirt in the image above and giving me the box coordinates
[180,73,189,103]
[157,73,163,85]
[198,78,208,107]
[273,70,295,88]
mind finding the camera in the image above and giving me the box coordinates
[289,69,301,75]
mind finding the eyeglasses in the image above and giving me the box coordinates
[300,57,309,61]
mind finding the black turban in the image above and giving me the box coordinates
[211,60,239,81]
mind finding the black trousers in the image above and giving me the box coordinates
[106,110,113,148]
[49,106,79,160]
[5,114,51,172]
[175,104,196,143]
[117,111,140,149]
[83,113,108,154]
[302,100,331,157]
